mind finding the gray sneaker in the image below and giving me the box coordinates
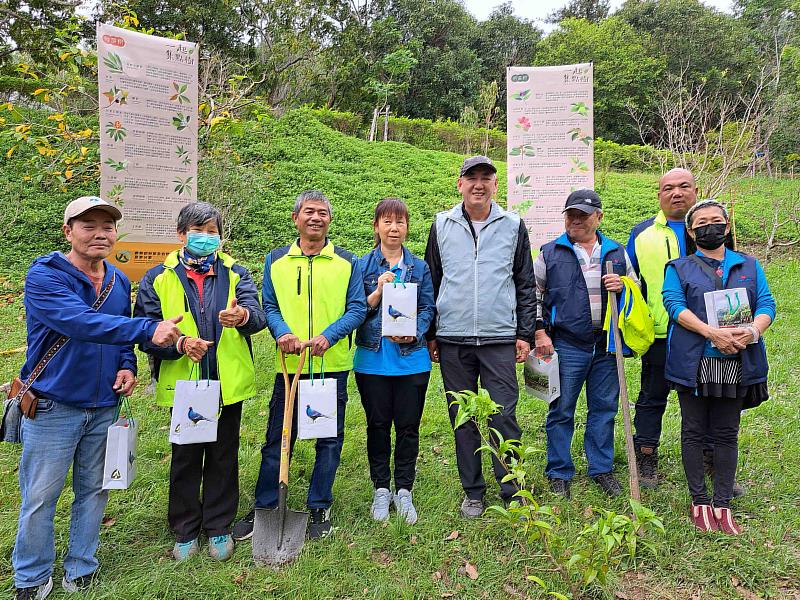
[393,489,418,524]
[371,488,392,521]
[460,496,484,519]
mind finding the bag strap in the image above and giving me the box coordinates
[689,254,723,291]
[13,270,117,402]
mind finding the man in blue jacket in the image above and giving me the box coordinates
[12,197,182,600]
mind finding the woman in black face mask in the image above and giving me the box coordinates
[661,200,776,535]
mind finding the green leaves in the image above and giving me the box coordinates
[175,145,191,165]
[172,113,191,131]
[102,52,124,74]
[509,144,535,157]
[570,157,589,173]
[515,173,531,186]
[570,101,590,117]
[173,176,194,196]
[104,158,127,171]
[169,82,190,105]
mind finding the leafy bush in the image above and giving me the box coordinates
[1,108,797,283]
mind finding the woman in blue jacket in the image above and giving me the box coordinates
[662,199,775,535]
[355,198,435,525]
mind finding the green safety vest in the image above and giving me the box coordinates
[152,251,256,407]
[268,240,356,374]
[633,211,681,338]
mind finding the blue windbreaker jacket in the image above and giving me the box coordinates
[20,252,158,408]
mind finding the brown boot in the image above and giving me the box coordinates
[636,446,658,489]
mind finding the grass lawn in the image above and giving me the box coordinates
[0,258,799,600]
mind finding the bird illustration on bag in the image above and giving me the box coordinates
[187,406,211,424]
[306,404,333,423]
[387,305,415,320]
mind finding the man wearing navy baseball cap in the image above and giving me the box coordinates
[533,189,640,499]
[424,155,537,518]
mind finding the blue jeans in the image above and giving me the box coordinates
[545,336,619,480]
[255,371,349,510]
[13,399,116,588]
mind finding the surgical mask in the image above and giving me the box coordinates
[185,232,220,256]
[692,223,727,250]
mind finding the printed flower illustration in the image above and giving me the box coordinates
[105,121,127,142]
[515,116,532,132]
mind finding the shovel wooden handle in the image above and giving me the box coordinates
[278,343,310,486]
[605,262,641,501]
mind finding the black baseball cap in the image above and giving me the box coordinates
[460,155,497,176]
[562,189,602,213]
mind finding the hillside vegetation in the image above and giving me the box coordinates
[1,109,798,283]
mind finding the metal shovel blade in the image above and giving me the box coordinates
[252,507,308,566]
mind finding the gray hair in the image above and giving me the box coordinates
[293,190,333,217]
[685,199,729,227]
[176,202,223,234]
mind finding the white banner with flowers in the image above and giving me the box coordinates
[97,23,198,278]
[506,64,594,251]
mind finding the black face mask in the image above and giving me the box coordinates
[692,223,728,250]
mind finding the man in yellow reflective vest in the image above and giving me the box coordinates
[233,190,366,541]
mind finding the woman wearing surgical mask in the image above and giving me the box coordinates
[661,199,776,535]
[134,202,267,561]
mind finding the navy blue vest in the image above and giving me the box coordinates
[541,232,627,350]
[664,252,768,388]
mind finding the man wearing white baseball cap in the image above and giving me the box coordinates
[11,196,182,599]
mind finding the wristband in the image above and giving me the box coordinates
[176,336,187,354]
[746,325,760,344]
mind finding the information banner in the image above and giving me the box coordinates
[97,23,198,280]
[506,63,594,251]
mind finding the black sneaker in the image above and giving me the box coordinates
[636,446,658,489]
[232,509,255,541]
[548,478,571,499]
[62,574,94,594]
[308,507,332,540]
[592,472,622,498]
[15,577,53,599]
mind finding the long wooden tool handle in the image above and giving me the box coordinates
[278,344,309,486]
[605,262,641,502]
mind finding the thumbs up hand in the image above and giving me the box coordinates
[152,315,184,347]
[219,296,248,328]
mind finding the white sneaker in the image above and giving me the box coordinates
[394,489,418,525]
[371,488,392,521]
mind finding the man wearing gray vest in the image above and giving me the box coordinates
[425,155,536,518]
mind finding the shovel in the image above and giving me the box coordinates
[253,343,310,566]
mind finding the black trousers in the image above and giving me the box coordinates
[633,338,671,449]
[169,401,242,542]
[355,371,430,491]
[678,391,742,508]
[439,342,521,501]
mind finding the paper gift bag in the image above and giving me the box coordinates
[524,351,560,404]
[169,379,221,445]
[297,378,337,440]
[102,415,138,490]
[382,282,418,338]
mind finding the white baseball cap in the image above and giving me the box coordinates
[63,196,122,225]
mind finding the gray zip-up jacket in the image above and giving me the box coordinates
[424,201,536,345]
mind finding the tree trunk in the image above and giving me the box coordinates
[383,105,389,142]
[369,107,378,142]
